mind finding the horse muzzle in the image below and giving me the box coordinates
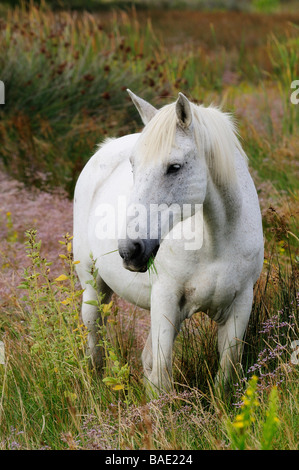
[118,238,160,273]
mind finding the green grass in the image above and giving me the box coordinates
[0,224,298,449]
[0,4,299,196]
[0,4,163,194]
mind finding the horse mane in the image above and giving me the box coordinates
[134,100,247,185]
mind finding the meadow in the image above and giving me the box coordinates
[0,1,298,450]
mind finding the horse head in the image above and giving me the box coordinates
[118,91,208,272]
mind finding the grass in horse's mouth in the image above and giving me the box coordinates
[147,245,160,273]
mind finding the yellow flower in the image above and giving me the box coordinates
[64,391,77,402]
[102,301,113,315]
[235,414,244,421]
[233,421,244,429]
[242,398,250,407]
[112,384,124,391]
[55,274,68,281]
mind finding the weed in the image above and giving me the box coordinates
[226,376,281,450]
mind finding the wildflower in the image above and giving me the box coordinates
[235,413,244,422]
[55,274,68,281]
[83,74,95,82]
[101,91,110,100]
[102,301,113,315]
[233,420,244,429]
[113,384,124,391]
[242,398,250,407]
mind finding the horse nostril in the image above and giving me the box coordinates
[131,239,144,260]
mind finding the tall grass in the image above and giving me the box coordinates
[0,4,299,195]
[0,4,161,194]
[0,222,297,449]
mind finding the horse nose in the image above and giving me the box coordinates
[129,239,145,261]
[118,238,145,264]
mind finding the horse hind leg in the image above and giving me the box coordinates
[215,286,253,392]
[81,277,113,371]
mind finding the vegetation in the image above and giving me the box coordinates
[0,3,299,195]
[0,1,298,450]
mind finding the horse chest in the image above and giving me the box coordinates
[182,262,238,321]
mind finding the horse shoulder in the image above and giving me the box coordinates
[73,134,139,267]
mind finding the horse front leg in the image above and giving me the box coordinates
[145,286,181,395]
[141,328,153,379]
[215,286,253,392]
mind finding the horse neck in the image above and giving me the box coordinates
[203,172,242,253]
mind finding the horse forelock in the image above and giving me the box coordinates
[134,99,247,186]
[134,103,177,166]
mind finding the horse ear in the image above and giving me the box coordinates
[127,89,158,125]
[176,92,192,128]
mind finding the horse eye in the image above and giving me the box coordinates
[167,164,181,175]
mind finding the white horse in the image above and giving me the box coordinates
[73,90,264,394]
